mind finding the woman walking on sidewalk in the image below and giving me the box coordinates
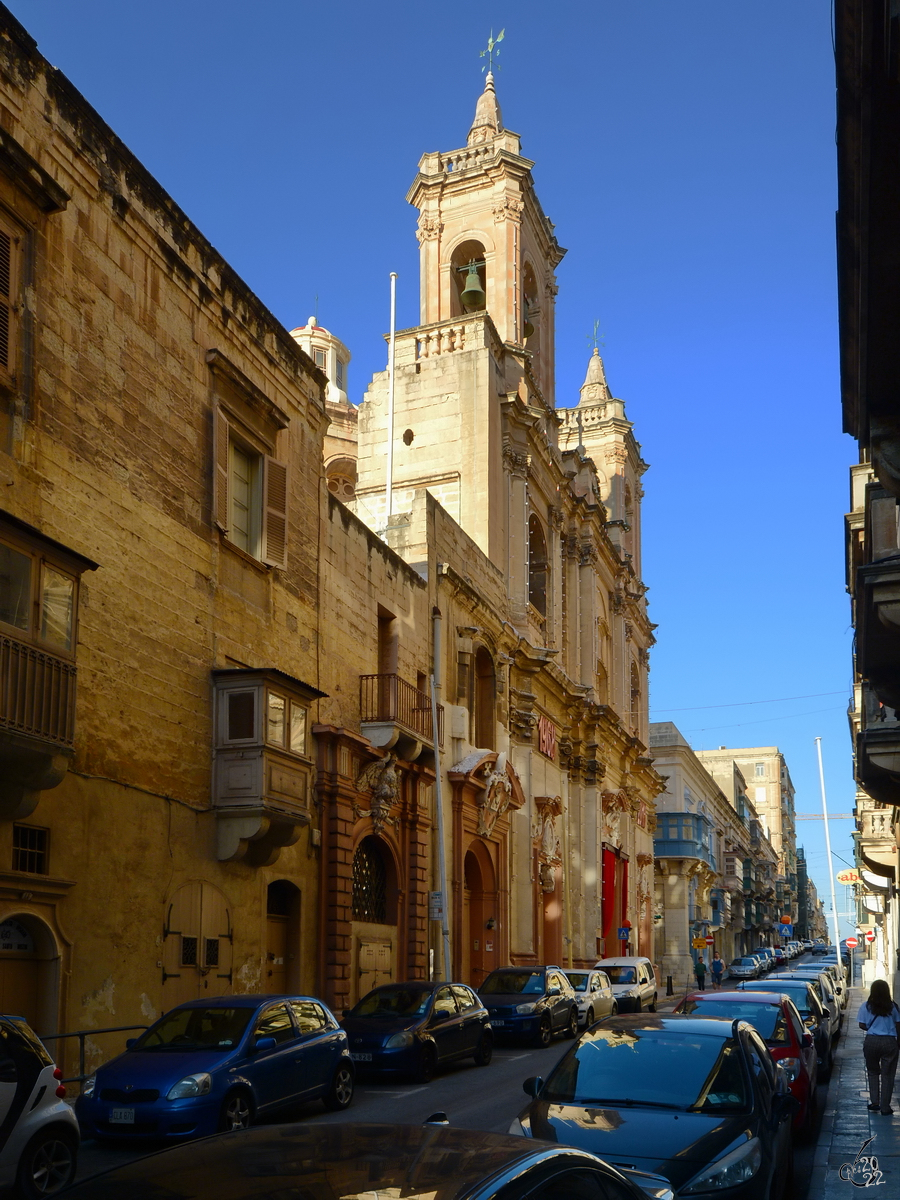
[857,978,900,1116]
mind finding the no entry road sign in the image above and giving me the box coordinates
[845,936,858,948]
[865,929,876,943]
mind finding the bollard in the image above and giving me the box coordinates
[666,974,673,996]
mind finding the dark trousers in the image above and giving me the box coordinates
[695,975,706,991]
[863,1034,899,1113]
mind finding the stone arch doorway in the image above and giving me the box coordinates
[0,912,60,1034]
[463,840,498,988]
[266,880,301,993]
[351,835,398,1004]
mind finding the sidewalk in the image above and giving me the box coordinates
[808,970,900,1198]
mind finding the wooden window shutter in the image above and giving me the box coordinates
[0,227,14,375]
[262,456,288,569]
[214,407,230,533]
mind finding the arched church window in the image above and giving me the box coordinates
[352,837,388,923]
[528,514,549,616]
[451,240,487,316]
[630,661,641,728]
[474,646,496,748]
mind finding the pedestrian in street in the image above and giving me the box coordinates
[694,957,707,991]
[857,978,900,1115]
[710,952,724,990]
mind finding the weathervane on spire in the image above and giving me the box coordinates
[480,28,505,73]
[586,319,604,352]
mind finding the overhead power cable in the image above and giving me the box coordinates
[653,690,846,714]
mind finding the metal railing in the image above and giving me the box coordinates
[0,633,77,746]
[360,673,444,745]
[40,1024,149,1084]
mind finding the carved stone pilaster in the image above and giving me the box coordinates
[415,215,442,243]
[492,196,524,223]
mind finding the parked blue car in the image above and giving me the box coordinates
[75,994,354,1141]
[340,981,494,1082]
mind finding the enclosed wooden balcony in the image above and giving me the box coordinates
[359,673,443,762]
[0,633,76,819]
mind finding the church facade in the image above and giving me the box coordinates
[321,73,663,993]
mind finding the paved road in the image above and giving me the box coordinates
[69,952,840,1192]
[73,1037,562,1184]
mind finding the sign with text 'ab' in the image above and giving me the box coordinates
[429,891,443,921]
[692,937,707,949]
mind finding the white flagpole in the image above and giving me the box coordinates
[815,737,841,950]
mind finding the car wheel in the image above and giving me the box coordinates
[415,1043,438,1083]
[219,1089,253,1132]
[564,1008,578,1039]
[648,994,657,1012]
[473,1030,493,1066]
[16,1127,77,1199]
[534,1017,552,1048]
[585,1007,594,1028]
[323,1062,354,1111]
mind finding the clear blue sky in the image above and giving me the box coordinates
[10,1,856,931]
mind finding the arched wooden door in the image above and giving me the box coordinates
[463,841,498,989]
[266,880,300,993]
[162,882,233,1008]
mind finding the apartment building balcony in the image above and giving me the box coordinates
[857,554,900,710]
[856,680,900,805]
[0,632,77,820]
[360,673,443,762]
[212,669,325,865]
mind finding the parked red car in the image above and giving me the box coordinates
[674,989,818,1137]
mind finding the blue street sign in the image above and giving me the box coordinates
[780,924,793,938]
[617,927,630,940]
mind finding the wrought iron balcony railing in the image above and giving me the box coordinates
[0,633,76,748]
[360,673,444,746]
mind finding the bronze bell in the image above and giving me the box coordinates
[523,300,535,340]
[460,263,486,311]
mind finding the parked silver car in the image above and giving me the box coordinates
[593,957,657,1012]
[728,956,761,980]
[563,969,617,1027]
[0,1013,79,1198]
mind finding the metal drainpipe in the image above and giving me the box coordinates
[431,604,452,980]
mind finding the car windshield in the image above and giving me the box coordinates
[603,966,636,984]
[480,971,545,995]
[680,1000,788,1044]
[566,973,590,991]
[135,1006,253,1051]
[351,988,432,1017]
[541,1028,749,1112]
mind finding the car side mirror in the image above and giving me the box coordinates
[125,1038,137,1050]
[523,1075,543,1097]
[801,1033,813,1049]
[432,1010,451,1023]
[548,986,561,997]
[252,1036,277,1053]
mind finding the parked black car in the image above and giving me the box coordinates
[478,966,579,1047]
[60,1121,676,1200]
[512,1013,795,1200]
[340,982,492,1082]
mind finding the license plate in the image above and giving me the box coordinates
[350,1052,372,1062]
[110,1108,135,1124]
[490,1020,505,1027]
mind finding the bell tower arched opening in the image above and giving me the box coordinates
[450,239,487,317]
